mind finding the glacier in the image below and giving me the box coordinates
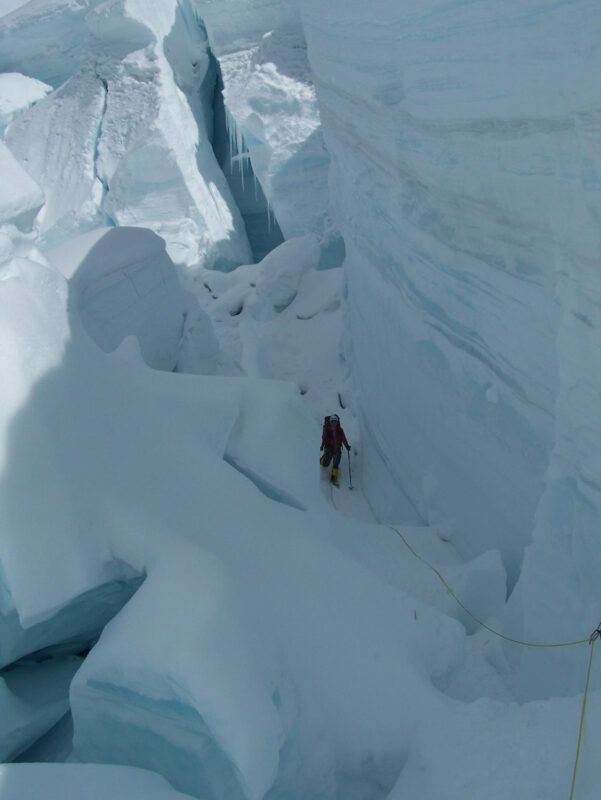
[1,0,601,799]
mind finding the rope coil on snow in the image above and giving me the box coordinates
[569,637,597,800]
[388,525,589,649]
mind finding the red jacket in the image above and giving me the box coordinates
[322,421,349,449]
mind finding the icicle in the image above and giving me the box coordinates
[237,124,244,158]
[225,105,244,158]
[224,105,253,192]
[224,105,239,163]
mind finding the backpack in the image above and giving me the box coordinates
[322,414,340,443]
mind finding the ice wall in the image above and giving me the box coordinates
[298,0,601,693]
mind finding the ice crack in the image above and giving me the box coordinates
[92,70,114,225]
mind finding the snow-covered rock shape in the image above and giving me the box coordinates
[195,0,344,269]
[1,0,252,271]
[298,0,601,657]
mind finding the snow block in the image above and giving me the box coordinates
[48,226,214,372]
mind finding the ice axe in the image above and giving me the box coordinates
[346,447,353,491]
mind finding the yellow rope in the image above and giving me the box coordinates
[569,638,596,800]
[388,525,589,648]
[328,493,597,797]
[389,522,600,799]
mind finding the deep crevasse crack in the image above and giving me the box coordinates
[92,70,114,225]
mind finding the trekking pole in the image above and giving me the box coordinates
[347,448,353,490]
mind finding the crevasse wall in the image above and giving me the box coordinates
[298,0,601,682]
[194,0,345,269]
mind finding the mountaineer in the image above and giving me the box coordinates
[320,413,350,486]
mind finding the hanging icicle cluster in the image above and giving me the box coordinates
[223,105,277,233]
